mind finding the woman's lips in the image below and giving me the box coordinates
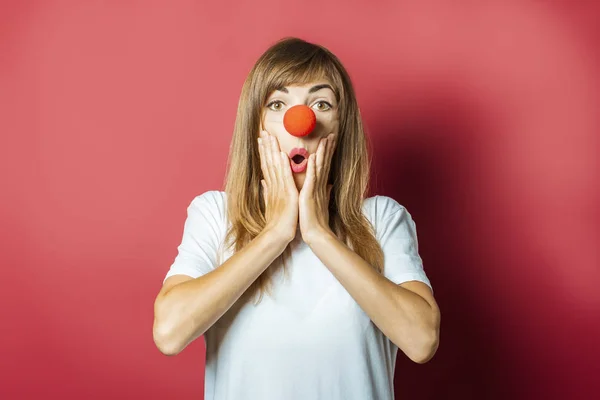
[288,147,309,173]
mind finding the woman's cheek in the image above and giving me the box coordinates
[318,112,338,130]
[262,113,285,133]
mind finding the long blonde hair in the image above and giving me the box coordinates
[220,37,384,303]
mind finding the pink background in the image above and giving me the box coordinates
[1,1,598,399]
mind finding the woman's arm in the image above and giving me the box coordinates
[306,230,441,364]
[153,229,290,356]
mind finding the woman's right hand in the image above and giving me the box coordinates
[258,130,299,243]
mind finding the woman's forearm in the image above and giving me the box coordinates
[153,229,289,355]
[307,229,440,363]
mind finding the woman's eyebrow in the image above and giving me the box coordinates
[274,84,334,94]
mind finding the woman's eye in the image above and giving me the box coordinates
[313,101,332,111]
[267,100,332,112]
[266,100,284,111]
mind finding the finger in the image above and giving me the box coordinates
[280,151,294,190]
[261,179,268,207]
[269,134,284,185]
[258,136,271,186]
[327,133,336,159]
[303,153,316,195]
[315,137,327,189]
[263,132,276,186]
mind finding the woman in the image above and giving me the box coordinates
[153,37,440,400]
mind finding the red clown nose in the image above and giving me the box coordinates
[283,105,316,137]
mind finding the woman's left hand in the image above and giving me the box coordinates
[299,132,337,245]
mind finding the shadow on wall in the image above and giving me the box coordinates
[368,81,521,399]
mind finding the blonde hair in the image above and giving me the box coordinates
[219,37,384,303]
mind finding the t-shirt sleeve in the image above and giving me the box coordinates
[163,191,226,283]
[375,196,433,292]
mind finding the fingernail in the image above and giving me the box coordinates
[258,138,262,145]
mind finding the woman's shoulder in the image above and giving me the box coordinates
[190,189,226,205]
[187,190,227,219]
[362,194,408,226]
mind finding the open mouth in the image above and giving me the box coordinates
[292,155,306,165]
[288,148,309,173]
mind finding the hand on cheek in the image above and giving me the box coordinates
[299,132,337,245]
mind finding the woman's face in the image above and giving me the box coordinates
[260,81,340,191]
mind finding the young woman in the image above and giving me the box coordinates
[153,37,440,400]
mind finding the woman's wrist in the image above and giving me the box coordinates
[258,226,294,250]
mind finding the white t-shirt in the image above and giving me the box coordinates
[164,190,432,400]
